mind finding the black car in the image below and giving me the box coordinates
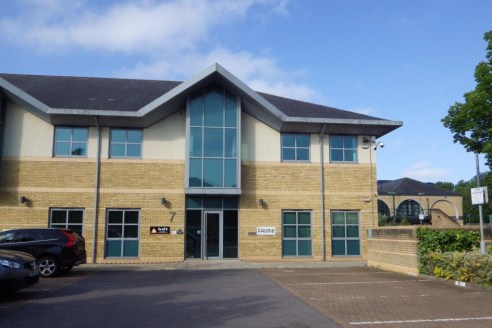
[0,228,86,277]
[0,249,39,293]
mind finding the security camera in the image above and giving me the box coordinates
[373,141,384,150]
[379,142,384,148]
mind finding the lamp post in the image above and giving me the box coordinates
[418,192,425,225]
[475,153,487,254]
[388,191,397,220]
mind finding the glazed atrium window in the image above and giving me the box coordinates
[110,129,142,158]
[281,134,310,161]
[54,127,88,157]
[187,85,240,192]
[329,135,357,163]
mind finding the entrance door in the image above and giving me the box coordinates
[203,211,222,259]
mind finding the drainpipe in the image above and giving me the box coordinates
[319,124,327,261]
[92,117,101,263]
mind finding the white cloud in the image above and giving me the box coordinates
[402,162,450,181]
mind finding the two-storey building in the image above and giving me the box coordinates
[0,64,402,263]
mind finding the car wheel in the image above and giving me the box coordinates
[38,256,58,278]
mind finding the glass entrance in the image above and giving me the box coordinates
[204,211,221,258]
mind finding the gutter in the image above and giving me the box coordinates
[92,117,102,263]
[319,124,327,261]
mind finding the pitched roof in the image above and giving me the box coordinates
[377,178,460,196]
[0,64,403,136]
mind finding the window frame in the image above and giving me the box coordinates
[329,135,358,163]
[282,210,312,257]
[105,209,140,258]
[331,211,361,256]
[53,127,89,158]
[109,128,143,159]
[49,208,84,237]
[281,134,310,162]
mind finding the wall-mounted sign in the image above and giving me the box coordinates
[150,226,170,234]
[256,227,276,236]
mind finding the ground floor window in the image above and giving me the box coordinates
[49,208,84,236]
[282,211,312,256]
[331,211,360,256]
[105,209,140,258]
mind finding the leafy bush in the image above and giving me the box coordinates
[417,228,492,286]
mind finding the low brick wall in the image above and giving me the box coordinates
[367,227,420,275]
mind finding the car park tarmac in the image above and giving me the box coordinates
[1,262,491,328]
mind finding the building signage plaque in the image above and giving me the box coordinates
[256,227,276,236]
[150,226,170,234]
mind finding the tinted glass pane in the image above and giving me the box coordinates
[71,143,86,156]
[190,94,203,126]
[125,211,139,224]
[124,225,139,238]
[298,226,311,238]
[55,142,70,156]
[189,159,202,187]
[282,240,296,256]
[296,148,309,161]
[106,240,121,257]
[127,144,141,157]
[332,226,345,237]
[332,240,346,256]
[223,210,238,258]
[51,210,66,224]
[331,212,345,224]
[298,212,310,224]
[224,129,236,158]
[111,130,126,143]
[224,91,237,128]
[330,149,343,162]
[111,144,125,157]
[347,226,359,238]
[107,225,122,238]
[347,240,360,255]
[203,159,223,187]
[344,149,356,162]
[298,240,312,256]
[282,148,295,161]
[346,212,359,224]
[127,130,142,143]
[344,136,357,148]
[330,135,343,148]
[190,127,202,157]
[204,88,223,127]
[68,211,83,223]
[223,197,239,209]
[203,128,223,157]
[108,211,123,224]
[284,226,297,238]
[282,134,295,147]
[123,240,139,257]
[55,128,71,141]
[67,225,83,236]
[72,128,88,142]
[296,135,310,147]
[283,212,296,224]
[203,197,222,209]
[187,197,202,209]
[224,159,237,187]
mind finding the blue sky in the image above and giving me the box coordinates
[1,0,491,184]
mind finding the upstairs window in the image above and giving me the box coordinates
[110,129,143,158]
[54,127,88,157]
[330,135,357,163]
[281,134,310,161]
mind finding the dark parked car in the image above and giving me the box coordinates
[0,228,86,277]
[0,249,39,293]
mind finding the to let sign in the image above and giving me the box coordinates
[256,227,276,236]
[471,187,489,205]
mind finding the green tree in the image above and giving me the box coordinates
[434,181,455,191]
[442,31,492,168]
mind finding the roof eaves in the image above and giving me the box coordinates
[284,116,403,126]
[0,76,51,113]
[47,108,140,117]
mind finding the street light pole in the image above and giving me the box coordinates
[475,153,487,254]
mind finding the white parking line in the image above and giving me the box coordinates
[309,293,441,301]
[350,316,492,325]
[287,279,430,286]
